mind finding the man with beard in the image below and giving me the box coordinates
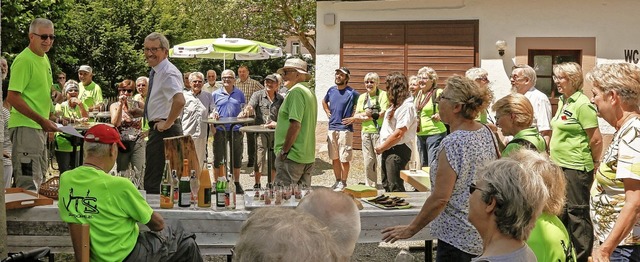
[7,18,60,189]
[322,67,359,191]
[511,64,552,145]
[142,32,185,194]
[203,69,222,94]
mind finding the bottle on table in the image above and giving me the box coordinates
[178,159,191,208]
[216,176,227,208]
[225,175,236,210]
[171,169,179,203]
[198,161,212,208]
[160,160,174,209]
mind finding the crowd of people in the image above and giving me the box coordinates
[2,17,640,261]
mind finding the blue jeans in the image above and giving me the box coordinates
[610,245,640,262]
[417,132,446,167]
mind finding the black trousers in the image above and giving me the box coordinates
[144,122,182,194]
[559,167,594,262]
[381,143,411,192]
[246,132,256,164]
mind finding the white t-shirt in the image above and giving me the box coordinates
[147,58,183,120]
[379,96,417,148]
[524,87,552,132]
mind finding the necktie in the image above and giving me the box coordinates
[144,69,155,121]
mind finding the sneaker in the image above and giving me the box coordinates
[253,183,261,189]
[249,171,256,177]
[331,180,341,189]
[333,181,345,192]
[235,182,244,194]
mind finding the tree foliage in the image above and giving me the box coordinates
[1,0,316,97]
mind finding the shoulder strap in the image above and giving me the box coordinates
[483,124,501,158]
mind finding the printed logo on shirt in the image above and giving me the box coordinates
[62,187,99,218]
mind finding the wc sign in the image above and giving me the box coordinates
[624,50,640,63]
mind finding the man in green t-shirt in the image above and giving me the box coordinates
[58,124,203,261]
[274,58,317,187]
[7,18,60,189]
[77,65,104,111]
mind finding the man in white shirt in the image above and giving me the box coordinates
[203,69,222,94]
[142,32,185,194]
[511,64,552,145]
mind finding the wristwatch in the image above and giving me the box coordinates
[280,150,289,160]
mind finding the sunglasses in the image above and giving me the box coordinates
[469,183,484,194]
[118,89,134,94]
[67,89,79,93]
[136,84,146,87]
[364,81,376,84]
[33,33,56,41]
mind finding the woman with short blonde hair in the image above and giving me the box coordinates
[492,94,545,156]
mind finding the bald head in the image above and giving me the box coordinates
[296,188,360,260]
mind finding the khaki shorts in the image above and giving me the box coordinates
[327,130,353,162]
[10,127,47,190]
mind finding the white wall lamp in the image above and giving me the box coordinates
[495,40,507,56]
[324,13,336,26]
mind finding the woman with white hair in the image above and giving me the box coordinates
[587,62,640,261]
[469,158,548,261]
[465,67,492,124]
[54,80,89,174]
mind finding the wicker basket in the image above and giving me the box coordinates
[39,176,60,200]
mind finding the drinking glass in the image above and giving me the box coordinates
[33,174,43,197]
[190,175,199,210]
[408,161,417,174]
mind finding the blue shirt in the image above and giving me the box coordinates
[212,86,245,131]
[324,86,359,131]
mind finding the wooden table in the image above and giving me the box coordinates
[400,168,431,192]
[6,192,435,259]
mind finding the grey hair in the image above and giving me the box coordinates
[29,18,54,34]
[235,207,339,262]
[475,159,548,241]
[513,64,537,85]
[136,76,148,84]
[417,66,438,88]
[587,62,640,106]
[144,32,170,50]
[296,187,360,260]
[64,80,80,93]
[275,73,283,84]
[221,69,236,78]
[364,72,380,85]
[83,142,112,158]
[188,72,204,82]
[508,149,566,215]
[465,67,488,80]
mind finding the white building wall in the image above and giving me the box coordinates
[315,0,640,121]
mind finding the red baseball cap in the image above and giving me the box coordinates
[84,124,126,150]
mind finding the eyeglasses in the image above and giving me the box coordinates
[475,76,489,82]
[552,75,566,82]
[33,33,56,41]
[191,80,203,84]
[221,76,234,80]
[58,77,66,80]
[435,95,454,103]
[67,89,79,93]
[364,81,376,84]
[469,183,484,194]
[510,75,528,81]
[136,83,146,87]
[118,89,134,93]
[143,47,163,53]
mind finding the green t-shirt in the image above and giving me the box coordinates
[355,89,389,134]
[54,102,88,152]
[79,81,104,108]
[475,110,488,124]
[58,166,153,262]
[527,213,577,262]
[501,127,546,157]
[7,48,53,129]
[274,82,317,164]
[550,91,599,171]
[416,89,447,135]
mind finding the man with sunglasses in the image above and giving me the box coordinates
[7,18,60,189]
[78,65,104,112]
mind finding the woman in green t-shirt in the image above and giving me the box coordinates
[492,93,546,156]
[54,80,88,174]
[550,62,603,261]
[415,67,446,166]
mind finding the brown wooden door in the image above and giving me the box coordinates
[340,20,479,149]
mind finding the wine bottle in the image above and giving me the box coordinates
[178,159,191,207]
[216,176,226,208]
[198,161,212,208]
[160,160,173,209]
[226,175,236,210]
